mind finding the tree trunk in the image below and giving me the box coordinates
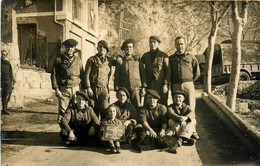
[226,23,243,110]
[226,1,248,110]
[203,27,217,93]
[203,2,230,93]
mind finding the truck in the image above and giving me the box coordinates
[202,40,260,84]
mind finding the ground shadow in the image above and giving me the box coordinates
[195,98,257,165]
[1,131,62,146]
[8,109,57,115]
[1,130,120,154]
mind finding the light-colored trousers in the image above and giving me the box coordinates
[168,119,196,139]
[58,85,80,123]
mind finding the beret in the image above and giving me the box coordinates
[98,40,109,52]
[116,87,130,98]
[121,39,135,50]
[62,39,78,47]
[172,90,186,97]
[149,36,161,43]
[76,91,90,101]
[146,89,160,99]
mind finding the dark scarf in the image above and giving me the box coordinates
[150,48,159,63]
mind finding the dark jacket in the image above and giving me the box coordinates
[167,103,194,122]
[169,52,200,84]
[141,49,171,90]
[113,101,138,123]
[85,54,116,88]
[1,59,15,84]
[114,55,146,91]
[139,103,168,129]
[61,105,100,132]
[51,54,84,89]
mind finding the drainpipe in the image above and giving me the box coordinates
[54,0,65,41]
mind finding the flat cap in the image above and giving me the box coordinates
[149,36,161,43]
[116,87,130,98]
[76,91,90,101]
[98,40,109,52]
[121,39,135,50]
[172,90,186,97]
[62,39,78,47]
[146,89,160,99]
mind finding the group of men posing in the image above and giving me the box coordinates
[51,36,201,153]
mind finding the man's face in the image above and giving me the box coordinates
[65,45,76,56]
[1,51,8,60]
[173,94,185,105]
[124,43,134,56]
[97,43,107,55]
[147,94,158,109]
[117,90,128,104]
[149,39,160,51]
[77,95,87,109]
[175,38,186,54]
[108,106,117,120]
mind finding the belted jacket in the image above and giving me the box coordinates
[141,49,171,90]
[114,55,146,91]
[51,53,84,89]
[169,52,200,84]
[61,105,100,132]
[85,54,116,88]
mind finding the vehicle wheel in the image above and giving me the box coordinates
[239,71,250,81]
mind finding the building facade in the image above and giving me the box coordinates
[1,0,99,107]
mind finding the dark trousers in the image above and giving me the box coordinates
[1,82,13,111]
[60,124,100,145]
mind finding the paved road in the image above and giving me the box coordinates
[1,88,257,166]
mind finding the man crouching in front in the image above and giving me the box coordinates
[60,91,100,146]
[134,89,167,152]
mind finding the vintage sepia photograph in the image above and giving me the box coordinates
[1,0,260,165]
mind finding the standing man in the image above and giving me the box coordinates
[1,50,15,115]
[169,36,200,112]
[114,39,146,108]
[84,40,116,119]
[51,39,84,123]
[141,36,171,106]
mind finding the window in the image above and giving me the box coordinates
[72,0,83,21]
[88,0,96,30]
[18,24,47,70]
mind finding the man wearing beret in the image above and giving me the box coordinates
[84,40,117,119]
[51,39,84,124]
[141,36,171,106]
[169,37,200,113]
[114,39,146,108]
[167,91,198,146]
[112,87,139,143]
[60,91,100,145]
[139,89,168,138]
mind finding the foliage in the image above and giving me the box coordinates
[98,0,211,57]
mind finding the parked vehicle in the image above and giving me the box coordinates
[203,40,260,84]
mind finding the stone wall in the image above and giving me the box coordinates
[9,68,54,108]
[212,80,260,100]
